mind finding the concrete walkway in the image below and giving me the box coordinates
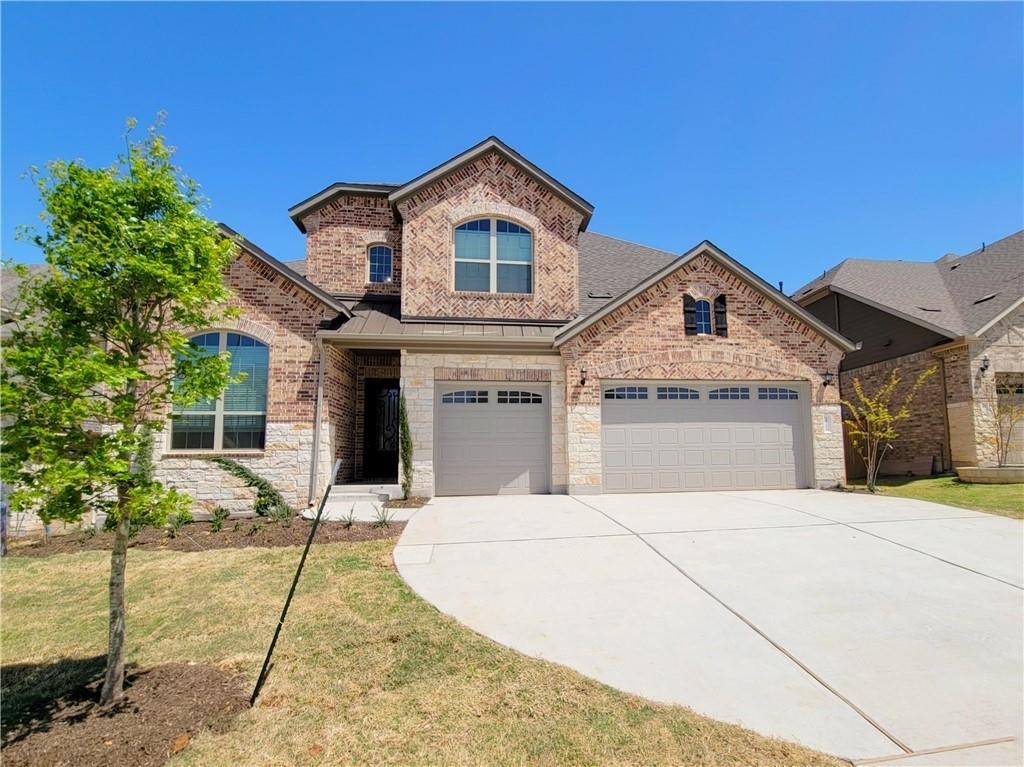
[394,490,1023,765]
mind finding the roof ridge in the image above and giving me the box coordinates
[583,230,677,257]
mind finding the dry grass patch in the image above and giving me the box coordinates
[2,540,842,767]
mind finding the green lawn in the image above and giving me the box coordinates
[1,539,840,767]
[849,475,1023,519]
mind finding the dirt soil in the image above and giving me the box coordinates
[385,496,429,509]
[1,662,247,767]
[6,518,405,559]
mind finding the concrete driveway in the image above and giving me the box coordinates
[394,490,1023,765]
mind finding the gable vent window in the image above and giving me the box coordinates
[758,387,799,400]
[604,386,649,400]
[441,390,489,404]
[368,245,393,284]
[684,294,728,337]
[454,218,533,294]
[497,390,543,404]
[709,386,749,400]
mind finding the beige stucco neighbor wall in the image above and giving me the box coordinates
[400,350,567,497]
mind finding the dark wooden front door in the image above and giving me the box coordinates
[364,379,399,480]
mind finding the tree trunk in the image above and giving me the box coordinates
[100,504,130,705]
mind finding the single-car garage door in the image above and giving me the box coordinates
[435,384,550,495]
[602,382,809,492]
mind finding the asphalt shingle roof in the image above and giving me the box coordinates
[792,230,1024,337]
[577,232,679,317]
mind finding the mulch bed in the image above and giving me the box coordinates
[386,496,429,509]
[1,662,247,767]
[6,518,405,559]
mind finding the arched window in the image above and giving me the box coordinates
[368,245,393,284]
[171,332,269,450]
[694,299,713,334]
[454,218,533,294]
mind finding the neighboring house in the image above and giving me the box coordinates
[793,231,1024,476]
[7,137,859,513]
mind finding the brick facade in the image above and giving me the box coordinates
[155,248,354,511]
[559,252,847,492]
[838,349,948,477]
[301,193,402,296]
[396,151,583,321]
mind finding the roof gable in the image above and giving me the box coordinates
[388,137,594,229]
[218,224,350,317]
[792,229,1023,338]
[556,240,857,351]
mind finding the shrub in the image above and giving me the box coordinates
[399,393,414,500]
[209,506,230,532]
[166,510,193,539]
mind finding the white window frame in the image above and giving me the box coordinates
[169,331,269,452]
[367,244,394,284]
[453,217,533,294]
[694,299,713,335]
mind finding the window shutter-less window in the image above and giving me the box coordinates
[683,295,697,335]
[714,295,728,337]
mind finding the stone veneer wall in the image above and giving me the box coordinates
[396,151,583,322]
[838,349,948,477]
[558,252,846,492]
[300,193,402,296]
[936,305,1024,468]
[155,247,353,513]
[400,350,567,497]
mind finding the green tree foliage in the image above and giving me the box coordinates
[842,366,937,491]
[1,117,237,704]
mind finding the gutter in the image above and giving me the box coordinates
[317,331,560,353]
[307,337,328,505]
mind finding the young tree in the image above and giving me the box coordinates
[989,381,1024,467]
[841,366,937,491]
[1,117,237,704]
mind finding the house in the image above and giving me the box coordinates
[793,231,1024,476]
[136,137,858,510]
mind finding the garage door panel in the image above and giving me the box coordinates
[601,382,808,492]
[436,385,550,496]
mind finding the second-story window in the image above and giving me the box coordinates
[454,218,533,294]
[368,245,393,284]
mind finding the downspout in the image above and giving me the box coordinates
[307,337,327,506]
[936,352,953,472]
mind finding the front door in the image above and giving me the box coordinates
[364,378,399,480]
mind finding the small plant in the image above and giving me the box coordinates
[371,503,393,529]
[340,505,356,529]
[209,506,230,532]
[247,521,264,537]
[166,510,193,539]
[399,393,414,500]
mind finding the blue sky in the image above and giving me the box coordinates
[2,2,1021,292]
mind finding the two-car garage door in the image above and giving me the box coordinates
[602,382,809,492]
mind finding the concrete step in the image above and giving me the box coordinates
[330,483,403,501]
